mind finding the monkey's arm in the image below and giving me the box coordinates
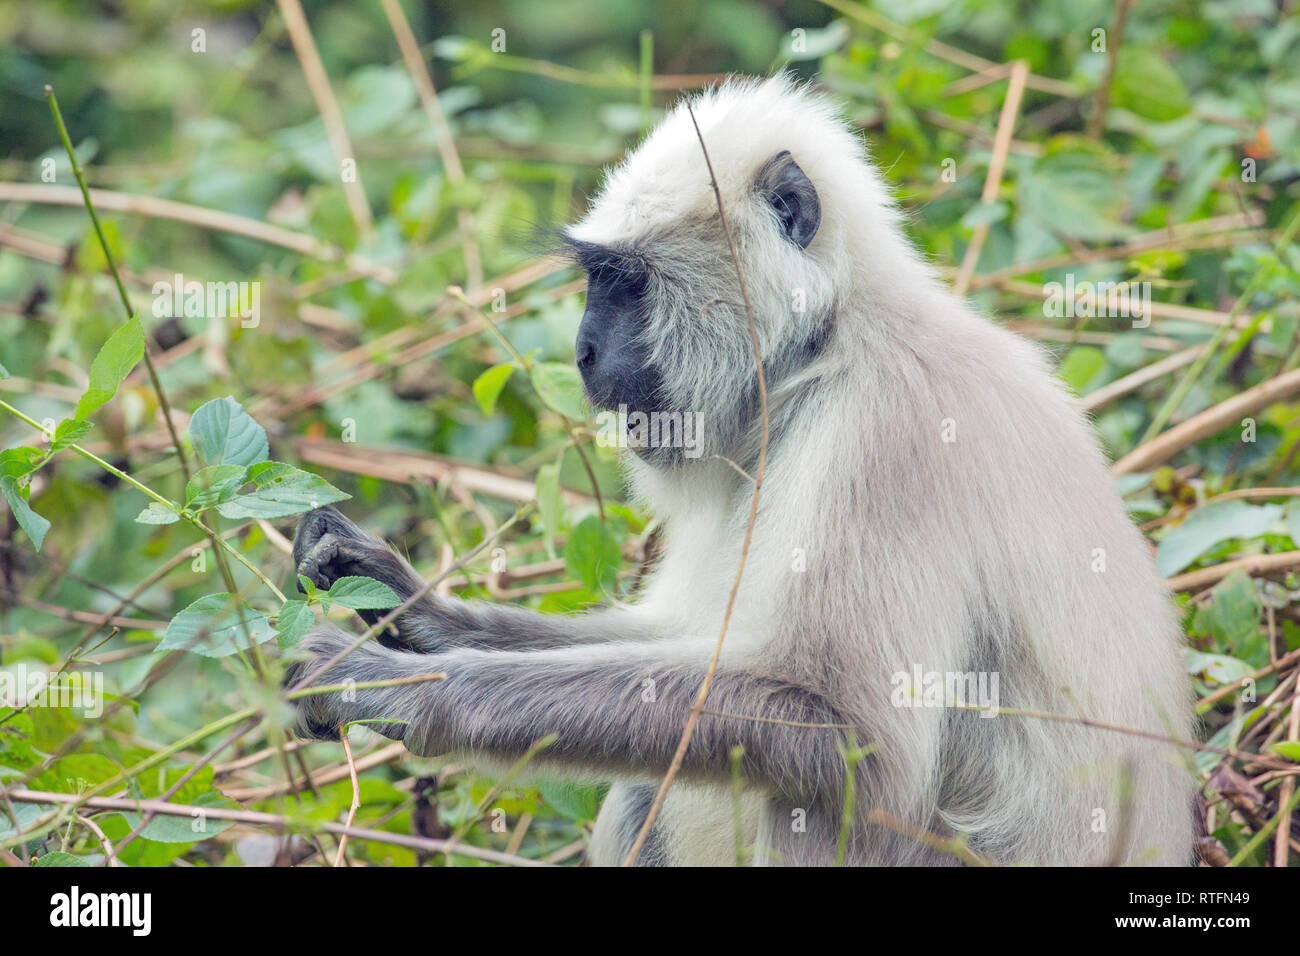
[293,506,651,652]
[286,624,849,801]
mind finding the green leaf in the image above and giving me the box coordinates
[74,316,144,420]
[160,593,275,657]
[324,576,400,610]
[472,363,515,415]
[1019,146,1129,241]
[1186,650,1255,687]
[275,599,315,648]
[50,419,92,451]
[1191,570,1264,661]
[31,753,121,794]
[1058,346,1106,393]
[215,461,349,519]
[960,200,1009,229]
[0,447,44,480]
[530,362,589,421]
[1268,311,1296,353]
[0,801,54,839]
[1157,501,1284,576]
[535,461,563,559]
[1283,503,1300,550]
[135,502,180,525]
[189,396,269,468]
[539,779,608,822]
[0,712,40,774]
[34,851,90,867]
[564,514,622,594]
[185,464,249,511]
[0,475,50,550]
[1268,741,1300,761]
[118,791,239,843]
[1111,48,1191,122]
[121,766,236,842]
[780,20,849,61]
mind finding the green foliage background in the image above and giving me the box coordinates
[1,0,1299,866]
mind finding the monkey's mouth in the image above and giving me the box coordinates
[579,373,656,417]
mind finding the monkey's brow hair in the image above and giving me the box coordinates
[557,234,652,281]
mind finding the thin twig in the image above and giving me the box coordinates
[1087,0,1132,138]
[45,86,192,485]
[379,0,482,290]
[1273,677,1300,865]
[334,726,361,866]
[814,0,1079,97]
[952,61,1029,296]
[1229,784,1300,866]
[1196,648,1300,713]
[73,813,119,867]
[1,790,547,867]
[1082,345,1207,413]
[110,716,262,860]
[276,0,372,235]
[622,104,770,865]
[222,743,405,803]
[970,224,1270,292]
[0,183,394,282]
[867,809,996,866]
[1135,205,1300,446]
[1114,366,1300,475]
[289,507,529,691]
[949,702,1290,769]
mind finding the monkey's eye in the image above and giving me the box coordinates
[561,237,646,290]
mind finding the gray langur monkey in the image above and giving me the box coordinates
[285,75,1194,866]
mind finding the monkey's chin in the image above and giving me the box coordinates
[632,443,694,469]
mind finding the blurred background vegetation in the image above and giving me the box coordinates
[1,0,1299,867]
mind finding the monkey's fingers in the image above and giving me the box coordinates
[292,505,374,568]
[295,533,397,593]
[296,534,341,593]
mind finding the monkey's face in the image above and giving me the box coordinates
[563,78,845,467]
[563,155,825,467]
[568,240,664,418]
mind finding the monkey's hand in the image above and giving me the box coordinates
[293,505,458,653]
[282,623,439,745]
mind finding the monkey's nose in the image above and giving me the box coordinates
[576,340,596,372]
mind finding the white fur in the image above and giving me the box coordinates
[575,75,1193,865]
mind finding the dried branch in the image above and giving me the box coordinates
[952,61,1029,296]
[1,789,546,867]
[623,104,770,865]
[276,0,373,235]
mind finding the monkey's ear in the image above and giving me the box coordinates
[758,150,820,249]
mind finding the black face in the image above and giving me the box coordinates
[566,239,664,414]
